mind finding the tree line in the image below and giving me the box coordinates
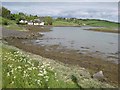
[1,7,53,25]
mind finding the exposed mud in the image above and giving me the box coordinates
[1,26,119,86]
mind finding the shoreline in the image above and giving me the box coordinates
[2,43,115,88]
[84,28,119,34]
[2,26,119,86]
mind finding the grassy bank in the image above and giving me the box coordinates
[85,28,118,33]
[77,19,118,28]
[53,19,118,33]
[53,20,79,26]
[2,44,78,88]
[1,43,114,88]
[53,19,118,28]
[0,17,26,31]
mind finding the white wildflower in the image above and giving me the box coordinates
[43,70,47,75]
[17,66,22,69]
[11,81,14,84]
[7,72,10,76]
[28,68,32,71]
[38,73,43,76]
[14,76,16,79]
[41,65,44,68]
[37,80,41,84]
[55,73,57,76]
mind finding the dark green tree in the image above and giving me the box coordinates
[2,7,11,19]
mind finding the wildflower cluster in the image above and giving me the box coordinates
[2,50,57,88]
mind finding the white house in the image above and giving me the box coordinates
[28,21,34,25]
[19,20,28,24]
[33,19,45,26]
[19,20,24,23]
[40,22,44,26]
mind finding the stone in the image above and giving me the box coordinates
[93,71,104,81]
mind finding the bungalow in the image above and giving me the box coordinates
[19,19,45,26]
[28,21,34,25]
[33,19,45,26]
[19,20,28,24]
[40,22,44,26]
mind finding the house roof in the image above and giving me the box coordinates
[33,18,44,23]
[28,21,33,23]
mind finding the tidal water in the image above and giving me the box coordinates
[32,26,118,63]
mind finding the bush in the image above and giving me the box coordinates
[2,20,9,25]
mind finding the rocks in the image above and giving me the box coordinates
[93,71,104,81]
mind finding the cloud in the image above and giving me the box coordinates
[2,2,118,22]
[1,0,119,2]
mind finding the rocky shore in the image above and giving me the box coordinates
[1,26,119,87]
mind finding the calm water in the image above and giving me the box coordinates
[32,26,118,62]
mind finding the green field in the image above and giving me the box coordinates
[78,19,118,28]
[53,20,78,26]
[53,19,118,28]
[53,19,118,33]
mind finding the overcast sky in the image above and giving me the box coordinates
[2,2,119,22]
[1,0,119,2]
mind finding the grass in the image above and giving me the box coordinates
[0,17,26,31]
[1,44,78,88]
[53,19,118,33]
[1,43,115,88]
[77,19,118,28]
[0,42,2,89]
[53,19,118,28]
[85,28,118,33]
[53,20,79,26]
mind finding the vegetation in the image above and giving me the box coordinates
[1,6,118,32]
[1,43,114,88]
[2,7,11,19]
[53,20,78,26]
[0,17,25,30]
[2,44,78,88]
[53,18,118,28]
[85,28,118,33]
[44,16,53,25]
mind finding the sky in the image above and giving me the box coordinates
[1,0,119,2]
[2,2,119,22]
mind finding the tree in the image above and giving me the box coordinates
[44,16,53,25]
[2,7,11,19]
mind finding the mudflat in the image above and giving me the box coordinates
[2,26,119,86]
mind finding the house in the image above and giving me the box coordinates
[40,22,44,26]
[19,20,28,24]
[28,21,34,25]
[19,18,45,26]
[33,19,45,26]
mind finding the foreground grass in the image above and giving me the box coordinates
[2,44,78,88]
[1,43,115,88]
[0,43,2,89]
